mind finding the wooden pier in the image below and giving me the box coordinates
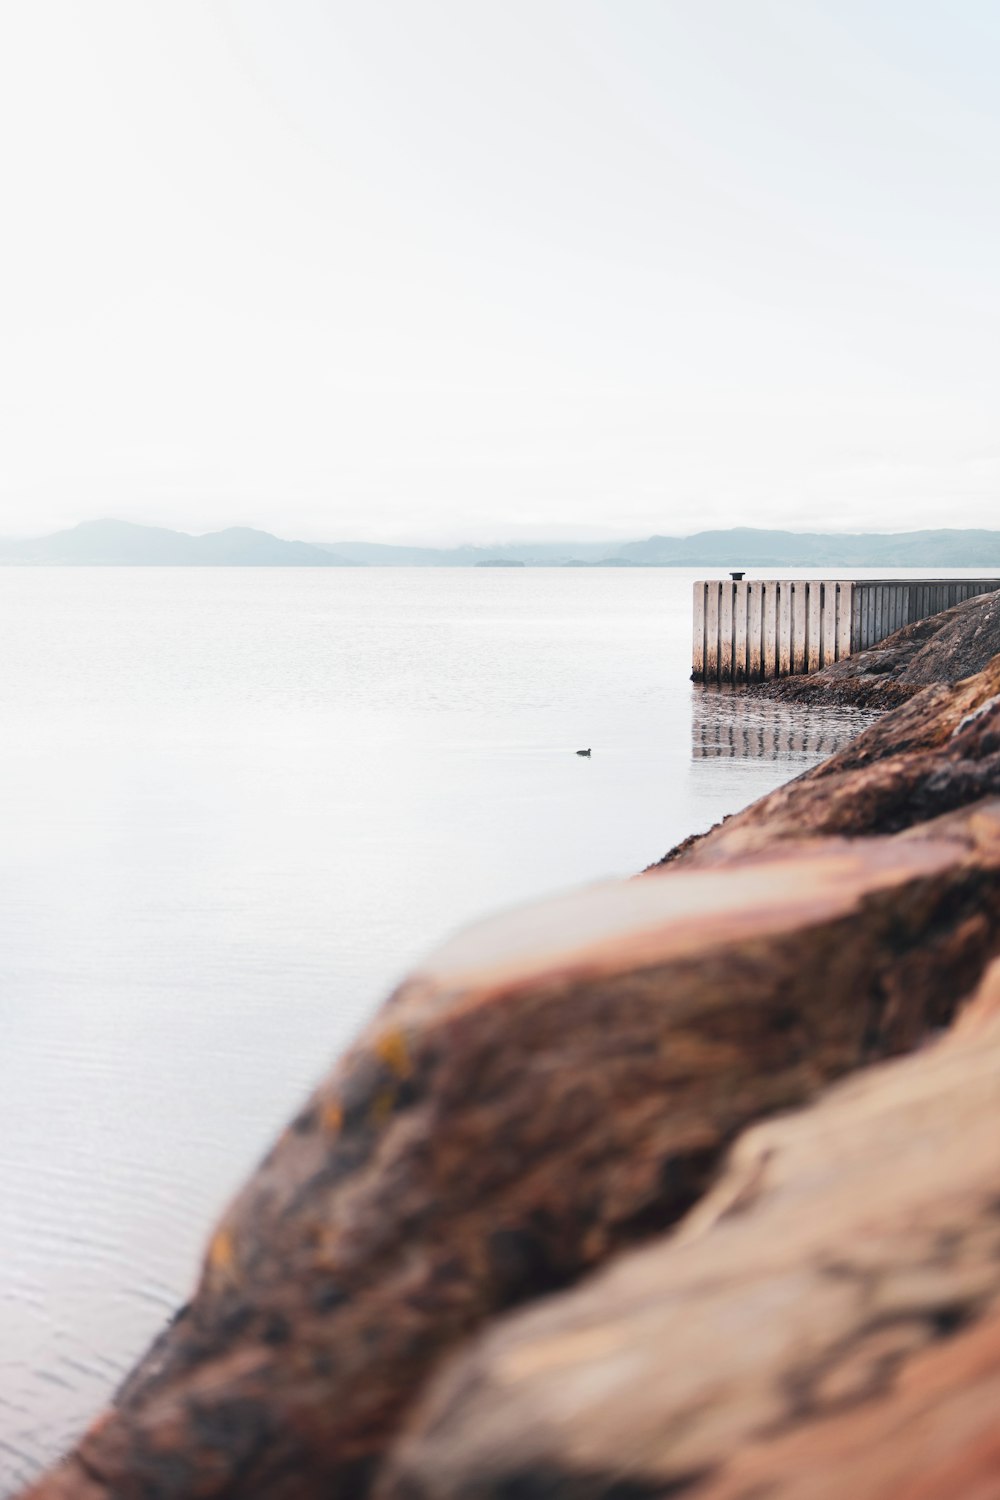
[692,577,1000,683]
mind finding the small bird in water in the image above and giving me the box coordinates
[576,748,591,757]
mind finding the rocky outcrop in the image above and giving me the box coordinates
[22,803,1000,1500]
[23,646,1000,1500]
[659,652,1000,868]
[751,587,1000,708]
[381,956,1000,1500]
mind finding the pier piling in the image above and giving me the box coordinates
[692,577,1000,683]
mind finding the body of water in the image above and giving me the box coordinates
[0,566,884,1489]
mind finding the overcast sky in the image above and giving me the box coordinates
[2,1,999,543]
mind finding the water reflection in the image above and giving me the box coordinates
[692,685,878,764]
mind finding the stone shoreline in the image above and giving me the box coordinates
[20,601,1000,1500]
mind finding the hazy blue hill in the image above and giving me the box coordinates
[0,520,357,566]
[188,527,357,565]
[618,527,1000,567]
[866,529,1000,565]
[5,521,1000,568]
[323,540,620,565]
[331,529,1000,567]
[317,541,475,566]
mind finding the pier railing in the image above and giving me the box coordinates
[692,578,1000,683]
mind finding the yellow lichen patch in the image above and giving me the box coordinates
[374,1027,412,1079]
[207,1226,237,1280]
[320,1099,344,1133]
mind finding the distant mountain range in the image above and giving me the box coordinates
[4,519,1000,568]
[323,526,1000,567]
[0,520,356,566]
[613,528,1000,567]
[322,539,620,566]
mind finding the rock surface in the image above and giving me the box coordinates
[659,652,1000,868]
[22,808,1000,1500]
[751,587,1000,708]
[381,955,1000,1500]
[24,638,1000,1500]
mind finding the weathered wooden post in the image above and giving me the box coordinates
[692,577,1000,683]
[747,582,763,679]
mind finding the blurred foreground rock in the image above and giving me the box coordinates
[383,957,1000,1500]
[23,652,1000,1500]
[23,801,1000,1500]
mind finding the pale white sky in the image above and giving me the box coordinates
[1,1,999,543]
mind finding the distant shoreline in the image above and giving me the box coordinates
[6,519,1000,568]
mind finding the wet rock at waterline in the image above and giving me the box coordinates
[660,651,1000,868]
[22,803,1000,1500]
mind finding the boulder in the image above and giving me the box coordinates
[660,653,1000,868]
[381,957,1000,1500]
[21,806,1000,1500]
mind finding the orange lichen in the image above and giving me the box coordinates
[207,1227,236,1278]
[375,1028,412,1079]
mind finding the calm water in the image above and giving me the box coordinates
[0,567,877,1490]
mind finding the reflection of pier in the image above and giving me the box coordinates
[692,685,876,762]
